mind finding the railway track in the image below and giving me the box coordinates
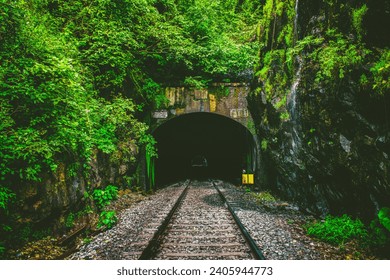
[139,180,265,260]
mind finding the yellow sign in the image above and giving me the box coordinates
[242,174,254,185]
[209,94,216,112]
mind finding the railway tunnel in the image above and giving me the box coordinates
[152,112,257,186]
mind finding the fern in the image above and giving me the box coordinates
[378,208,390,232]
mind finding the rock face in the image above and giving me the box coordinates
[249,0,390,219]
[18,163,86,225]
[15,149,138,232]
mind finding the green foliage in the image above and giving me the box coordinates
[183,76,209,89]
[0,186,15,256]
[0,1,150,184]
[252,191,276,203]
[4,222,53,250]
[312,30,370,83]
[256,49,289,102]
[274,96,287,110]
[280,111,290,121]
[307,214,368,245]
[258,0,296,49]
[92,185,119,210]
[0,187,15,211]
[369,219,390,247]
[142,79,168,109]
[378,207,390,232]
[65,213,75,229]
[82,237,92,245]
[253,0,386,112]
[261,139,268,151]
[370,50,390,95]
[352,4,368,40]
[1,0,261,193]
[140,134,158,189]
[0,187,15,243]
[48,0,258,87]
[287,35,324,61]
[97,210,118,229]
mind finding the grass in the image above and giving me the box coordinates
[306,214,368,245]
[251,191,277,203]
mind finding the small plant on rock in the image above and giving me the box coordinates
[252,191,276,203]
[367,207,390,257]
[97,211,118,229]
[378,207,390,232]
[65,213,75,228]
[92,185,118,210]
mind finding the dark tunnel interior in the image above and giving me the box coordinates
[153,112,256,186]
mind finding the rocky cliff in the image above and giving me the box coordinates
[249,0,389,219]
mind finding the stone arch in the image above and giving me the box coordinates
[150,111,259,187]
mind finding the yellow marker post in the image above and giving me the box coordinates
[248,174,254,184]
[242,174,247,184]
[242,174,254,185]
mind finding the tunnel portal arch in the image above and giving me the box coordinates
[150,112,259,187]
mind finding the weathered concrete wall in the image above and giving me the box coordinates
[151,83,254,132]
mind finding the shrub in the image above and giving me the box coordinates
[92,185,118,210]
[0,187,15,212]
[65,213,75,228]
[252,191,276,203]
[97,211,117,229]
[378,207,390,232]
[306,214,368,245]
[369,220,389,247]
[370,50,390,95]
[0,187,15,254]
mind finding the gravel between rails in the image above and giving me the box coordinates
[153,180,252,260]
[69,180,332,260]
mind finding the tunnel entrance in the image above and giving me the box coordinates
[152,112,257,186]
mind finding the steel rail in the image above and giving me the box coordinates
[138,180,190,260]
[212,181,266,260]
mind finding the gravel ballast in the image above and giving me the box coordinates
[69,180,366,260]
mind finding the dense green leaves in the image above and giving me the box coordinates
[378,208,390,232]
[0,187,15,211]
[307,215,368,245]
[92,185,119,210]
[370,50,390,95]
[97,210,118,229]
[0,0,154,187]
[92,185,119,229]
[1,0,262,193]
[352,4,368,39]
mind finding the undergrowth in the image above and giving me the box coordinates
[92,185,119,230]
[306,210,390,258]
[251,191,277,203]
[92,185,119,210]
[306,214,368,245]
[97,211,118,230]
